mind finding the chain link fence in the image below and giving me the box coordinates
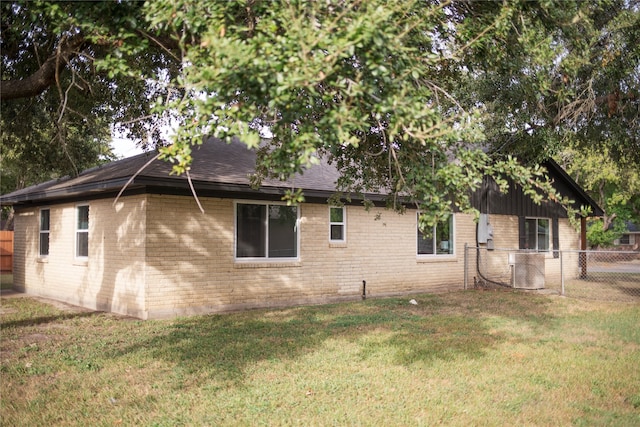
[464,245,640,302]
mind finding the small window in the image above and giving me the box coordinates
[619,234,630,245]
[524,218,549,252]
[39,209,50,256]
[76,205,89,258]
[417,214,454,256]
[329,206,346,242]
[235,202,299,259]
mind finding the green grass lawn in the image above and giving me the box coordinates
[1,291,639,426]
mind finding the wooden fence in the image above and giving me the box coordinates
[0,231,13,272]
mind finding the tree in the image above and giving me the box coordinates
[584,219,627,249]
[452,0,640,164]
[0,96,116,229]
[144,0,575,227]
[559,147,640,225]
[557,145,640,246]
[1,1,163,228]
[1,1,181,152]
[3,0,638,228]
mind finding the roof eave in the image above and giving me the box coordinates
[2,174,388,208]
[0,178,136,206]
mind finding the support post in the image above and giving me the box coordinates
[580,217,587,279]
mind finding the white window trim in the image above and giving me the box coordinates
[234,200,301,262]
[39,208,50,257]
[525,217,550,253]
[329,206,346,243]
[416,213,456,259]
[75,204,89,259]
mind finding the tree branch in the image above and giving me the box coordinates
[0,35,86,100]
[136,29,181,62]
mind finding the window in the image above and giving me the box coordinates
[329,206,346,242]
[524,218,549,252]
[76,205,89,258]
[39,209,50,256]
[235,202,299,259]
[417,214,454,256]
[619,234,630,245]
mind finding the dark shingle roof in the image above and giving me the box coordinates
[624,221,639,233]
[0,137,604,218]
[0,138,343,206]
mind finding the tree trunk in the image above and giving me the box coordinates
[598,181,616,231]
[1,208,14,231]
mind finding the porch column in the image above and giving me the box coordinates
[580,216,587,278]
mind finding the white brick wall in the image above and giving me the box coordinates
[143,195,475,318]
[14,196,147,318]
[13,192,581,319]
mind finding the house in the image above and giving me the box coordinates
[0,138,602,319]
[613,221,640,250]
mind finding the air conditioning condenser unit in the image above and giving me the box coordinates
[511,252,545,290]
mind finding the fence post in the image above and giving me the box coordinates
[464,243,468,290]
[560,250,565,296]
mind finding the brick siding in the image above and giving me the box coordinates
[13,196,147,317]
[143,195,476,318]
[13,193,580,319]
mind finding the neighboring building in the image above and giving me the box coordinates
[614,221,640,250]
[0,138,602,319]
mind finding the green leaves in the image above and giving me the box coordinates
[456,0,639,164]
[147,0,485,218]
[169,1,593,223]
[558,145,640,239]
[5,0,636,225]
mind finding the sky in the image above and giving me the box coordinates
[110,137,145,158]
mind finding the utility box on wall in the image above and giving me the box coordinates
[477,214,494,249]
[511,252,545,289]
[477,214,490,243]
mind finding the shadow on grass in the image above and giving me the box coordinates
[109,291,557,384]
[1,311,101,329]
[365,291,558,365]
[1,294,104,329]
[111,310,348,383]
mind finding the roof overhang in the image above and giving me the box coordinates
[2,175,388,208]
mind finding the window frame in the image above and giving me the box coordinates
[619,234,630,245]
[524,217,550,252]
[329,206,346,243]
[39,208,50,257]
[234,200,300,262]
[75,204,89,259]
[416,213,455,257]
